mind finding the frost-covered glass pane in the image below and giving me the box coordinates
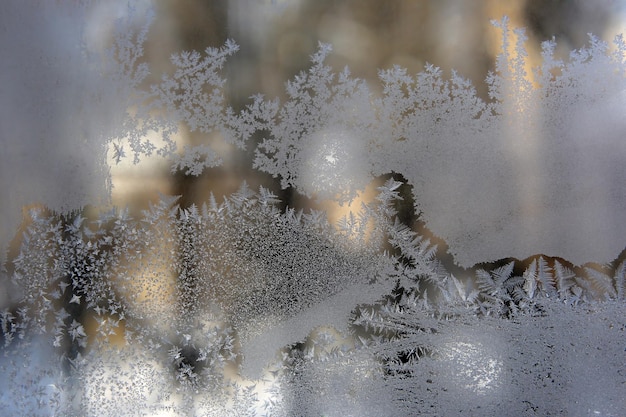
[1,1,626,415]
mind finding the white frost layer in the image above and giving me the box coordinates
[254,27,626,267]
[239,280,394,379]
[390,301,626,416]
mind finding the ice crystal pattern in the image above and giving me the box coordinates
[2,3,626,416]
[252,18,626,266]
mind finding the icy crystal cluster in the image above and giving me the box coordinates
[2,2,626,415]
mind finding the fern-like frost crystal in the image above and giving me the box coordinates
[2,4,626,416]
